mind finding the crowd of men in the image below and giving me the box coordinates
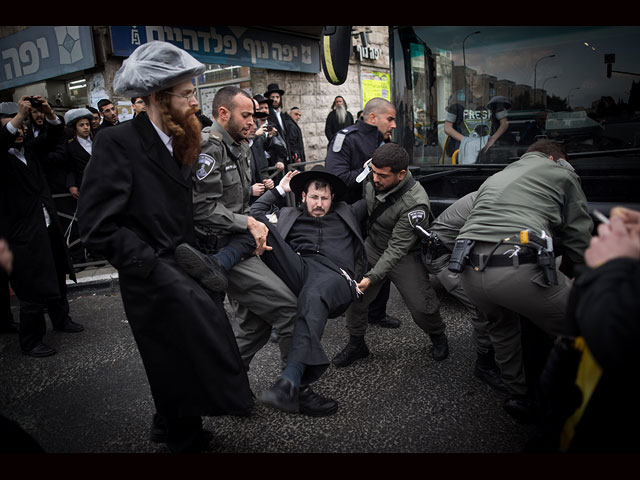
[2,40,639,454]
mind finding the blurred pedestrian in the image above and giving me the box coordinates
[1,99,82,358]
[325,95,354,143]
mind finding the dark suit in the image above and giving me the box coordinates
[250,189,368,384]
[77,113,253,448]
[1,122,76,351]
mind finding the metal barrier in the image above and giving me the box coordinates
[51,192,109,271]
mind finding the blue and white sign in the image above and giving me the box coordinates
[0,26,95,90]
[111,26,320,74]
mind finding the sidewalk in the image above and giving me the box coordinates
[66,263,119,292]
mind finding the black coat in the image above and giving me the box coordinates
[25,118,69,194]
[325,109,354,142]
[324,119,384,204]
[77,112,253,417]
[283,114,305,163]
[48,133,92,190]
[1,123,76,302]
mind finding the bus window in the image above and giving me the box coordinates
[394,26,640,166]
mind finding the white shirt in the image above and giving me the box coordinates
[149,118,173,155]
[77,135,92,155]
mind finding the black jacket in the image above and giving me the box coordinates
[48,133,92,190]
[283,113,305,163]
[1,122,76,301]
[324,119,384,204]
[77,112,253,417]
[325,109,354,142]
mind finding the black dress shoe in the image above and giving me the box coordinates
[22,342,56,357]
[332,336,369,368]
[429,332,449,361]
[299,386,338,417]
[368,315,401,328]
[257,377,299,413]
[175,243,228,292]
[150,413,213,447]
[503,395,536,424]
[474,363,507,392]
[53,318,84,333]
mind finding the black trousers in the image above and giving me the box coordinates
[1,271,14,328]
[18,231,71,351]
[226,221,355,385]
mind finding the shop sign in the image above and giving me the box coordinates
[0,26,95,90]
[111,26,320,74]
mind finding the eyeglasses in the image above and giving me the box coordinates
[165,90,198,101]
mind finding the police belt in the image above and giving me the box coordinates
[194,229,231,253]
[469,250,537,268]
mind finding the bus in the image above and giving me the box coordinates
[326,26,640,218]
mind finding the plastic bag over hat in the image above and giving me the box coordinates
[113,41,205,97]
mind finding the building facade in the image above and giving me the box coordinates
[0,25,390,165]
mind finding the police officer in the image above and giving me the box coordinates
[455,139,593,423]
[332,143,448,368]
[415,191,505,391]
[325,97,398,329]
[184,86,298,375]
[325,97,396,205]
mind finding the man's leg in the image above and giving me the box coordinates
[367,278,400,328]
[259,263,351,415]
[332,274,385,368]
[226,256,297,371]
[388,253,448,360]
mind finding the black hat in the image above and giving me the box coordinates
[289,167,346,200]
[253,94,269,104]
[252,94,269,119]
[264,83,285,97]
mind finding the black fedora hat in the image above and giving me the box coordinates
[264,83,285,97]
[290,166,346,200]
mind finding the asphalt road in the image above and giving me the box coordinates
[0,279,534,454]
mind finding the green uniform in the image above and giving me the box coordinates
[192,119,297,370]
[344,170,444,337]
[457,151,593,395]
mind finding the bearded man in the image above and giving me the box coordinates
[77,41,253,453]
[325,95,354,143]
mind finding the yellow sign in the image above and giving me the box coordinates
[361,71,391,109]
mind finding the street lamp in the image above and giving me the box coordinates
[534,54,556,106]
[568,87,581,109]
[542,75,558,107]
[462,30,481,105]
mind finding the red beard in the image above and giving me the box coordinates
[170,106,201,167]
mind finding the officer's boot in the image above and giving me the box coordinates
[332,335,369,368]
[429,332,449,361]
[474,349,507,392]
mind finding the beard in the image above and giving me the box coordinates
[335,105,347,125]
[168,105,201,167]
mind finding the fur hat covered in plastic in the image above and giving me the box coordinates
[64,108,94,127]
[113,41,205,97]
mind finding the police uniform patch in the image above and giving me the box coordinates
[195,153,216,181]
[408,209,426,226]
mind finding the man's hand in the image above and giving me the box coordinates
[69,186,80,200]
[275,161,285,172]
[610,206,640,234]
[247,216,272,256]
[357,277,371,293]
[278,170,300,194]
[251,183,266,197]
[0,239,12,274]
[585,216,640,267]
[263,178,275,190]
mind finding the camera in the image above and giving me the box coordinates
[26,96,43,110]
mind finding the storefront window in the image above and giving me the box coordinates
[194,64,250,119]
